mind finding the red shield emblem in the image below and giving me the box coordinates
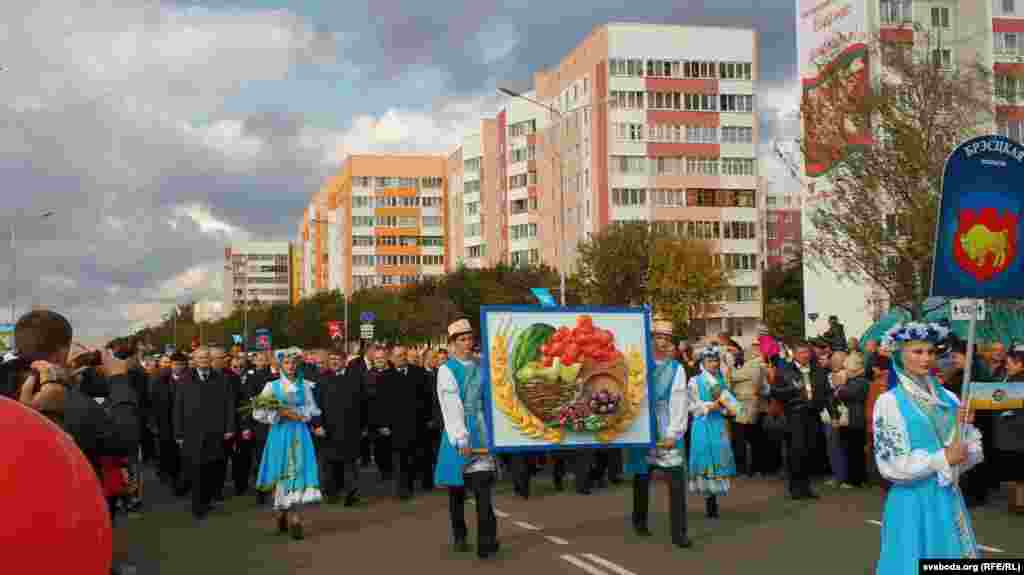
[953,208,1018,282]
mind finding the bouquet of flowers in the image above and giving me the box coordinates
[238,395,285,418]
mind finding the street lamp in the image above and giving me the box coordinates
[8,210,56,324]
[311,217,349,350]
[497,88,608,306]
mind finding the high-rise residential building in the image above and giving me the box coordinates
[223,242,293,314]
[502,93,550,268]
[296,155,448,299]
[799,1,998,338]
[763,178,802,268]
[452,120,503,268]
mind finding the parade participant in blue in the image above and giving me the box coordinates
[434,318,500,559]
[253,347,323,540]
[688,345,738,519]
[873,323,983,574]
[624,318,691,548]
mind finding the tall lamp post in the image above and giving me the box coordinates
[9,210,56,324]
[497,88,609,306]
[312,217,349,350]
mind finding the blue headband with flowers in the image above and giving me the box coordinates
[699,345,722,361]
[880,322,950,350]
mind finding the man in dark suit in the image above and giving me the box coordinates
[383,344,429,499]
[417,350,444,490]
[770,341,832,500]
[150,352,188,487]
[212,347,250,497]
[346,344,374,467]
[243,351,274,504]
[316,350,364,505]
[361,346,393,479]
[176,347,236,520]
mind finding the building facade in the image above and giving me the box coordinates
[763,178,802,268]
[223,242,293,315]
[296,155,448,299]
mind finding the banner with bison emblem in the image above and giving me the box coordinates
[480,306,656,452]
[932,135,1024,298]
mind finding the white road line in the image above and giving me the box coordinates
[865,519,1004,553]
[494,509,510,518]
[513,520,541,531]
[545,535,570,545]
[580,553,638,575]
[561,554,609,575]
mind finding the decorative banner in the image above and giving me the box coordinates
[327,321,343,340]
[232,334,243,345]
[0,323,13,353]
[967,381,1024,411]
[530,288,557,307]
[480,306,656,453]
[932,135,1024,298]
[254,328,271,350]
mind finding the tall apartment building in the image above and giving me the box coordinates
[295,155,448,298]
[799,0,1000,338]
[763,178,802,268]
[452,23,763,340]
[223,242,293,314]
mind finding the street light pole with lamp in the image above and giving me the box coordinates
[9,210,56,324]
[497,88,608,307]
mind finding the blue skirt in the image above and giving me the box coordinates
[877,479,977,574]
[434,430,466,487]
[688,413,735,495]
[256,420,321,509]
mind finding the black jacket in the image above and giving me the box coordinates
[836,375,870,430]
[380,365,430,450]
[174,370,236,465]
[771,360,831,416]
[63,371,141,470]
[314,369,364,462]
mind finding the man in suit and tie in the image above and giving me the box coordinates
[383,344,430,499]
[316,350,364,506]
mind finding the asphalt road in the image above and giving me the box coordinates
[114,466,1024,575]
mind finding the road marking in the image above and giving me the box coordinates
[545,535,570,545]
[580,553,638,575]
[865,519,1004,553]
[513,520,541,531]
[494,509,510,518]
[561,554,609,575]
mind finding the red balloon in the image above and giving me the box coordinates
[0,397,112,575]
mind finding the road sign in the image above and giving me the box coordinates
[327,321,343,340]
[530,287,557,307]
[360,323,374,340]
[360,312,375,322]
[951,299,987,321]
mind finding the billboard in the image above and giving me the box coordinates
[931,135,1024,298]
[798,0,870,179]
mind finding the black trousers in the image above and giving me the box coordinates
[840,427,867,487]
[417,428,441,489]
[757,417,784,475]
[553,450,593,492]
[366,430,393,475]
[322,458,359,497]
[632,470,688,543]
[591,449,623,482]
[393,448,417,497]
[732,422,759,476]
[448,471,497,547]
[232,440,255,494]
[189,460,223,517]
[786,409,819,496]
[158,439,181,482]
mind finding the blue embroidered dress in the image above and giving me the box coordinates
[873,372,983,574]
[687,369,738,496]
[624,358,689,475]
[435,357,495,487]
[254,374,323,511]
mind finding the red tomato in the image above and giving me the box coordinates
[562,353,576,365]
[543,357,554,367]
[581,344,597,358]
[565,343,580,358]
[549,342,563,356]
[578,315,593,329]
[597,330,612,345]
[541,344,550,355]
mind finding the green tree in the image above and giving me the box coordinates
[575,222,662,306]
[647,237,732,335]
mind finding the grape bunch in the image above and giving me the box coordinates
[558,403,591,428]
[588,389,622,415]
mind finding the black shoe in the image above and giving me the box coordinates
[609,476,623,485]
[673,534,693,548]
[452,540,471,553]
[289,522,304,541]
[277,514,288,534]
[805,490,820,499]
[554,478,564,491]
[576,487,591,495]
[326,495,341,504]
[634,524,652,537]
[256,492,268,505]
[477,541,501,559]
[344,488,360,507]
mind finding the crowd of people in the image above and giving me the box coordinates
[4,308,1020,573]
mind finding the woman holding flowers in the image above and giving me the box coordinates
[873,323,983,574]
[253,348,323,540]
[688,346,738,518]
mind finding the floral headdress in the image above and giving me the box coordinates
[699,345,722,361]
[880,322,950,350]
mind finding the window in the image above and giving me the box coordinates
[463,180,480,194]
[465,202,480,216]
[997,32,1021,56]
[421,215,442,227]
[510,223,537,240]
[931,49,952,69]
[687,157,719,175]
[723,221,757,240]
[880,0,912,24]
[465,223,482,237]
[720,94,754,113]
[352,216,374,227]
[931,6,949,28]
[509,173,528,188]
[352,195,372,209]
[611,188,646,206]
[721,158,756,176]
[684,93,717,111]
[420,176,442,188]
[464,158,481,172]
[610,155,649,174]
[721,126,753,144]
[1004,0,1016,15]
[719,62,753,80]
[998,119,1024,143]
[609,90,646,109]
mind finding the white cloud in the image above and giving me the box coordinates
[173,203,249,240]
[476,22,520,64]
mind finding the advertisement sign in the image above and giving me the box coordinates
[931,135,1024,298]
[327,321,343,340]
[966,381,1024,411]
[254,328,271,350]
[798,0,870,179]
[0,323,13,353]
[480,306,656,453]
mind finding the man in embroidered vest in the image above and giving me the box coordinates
[624,318,691,548]
[433,319,500,559]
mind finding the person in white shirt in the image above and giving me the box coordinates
[433,319,500,559]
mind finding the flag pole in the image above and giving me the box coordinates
[954,298,979,486]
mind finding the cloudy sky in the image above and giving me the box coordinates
[2,0,799,343]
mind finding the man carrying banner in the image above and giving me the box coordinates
[623,317,691,548]
[434,319,500,559]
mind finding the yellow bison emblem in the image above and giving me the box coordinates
[959,224,1009,268]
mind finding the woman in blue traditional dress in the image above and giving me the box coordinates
[623,318,691,548]
[254,348,323,540]
[688,345,738,518]
[434,319,500,559]
[873,323,983,574]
